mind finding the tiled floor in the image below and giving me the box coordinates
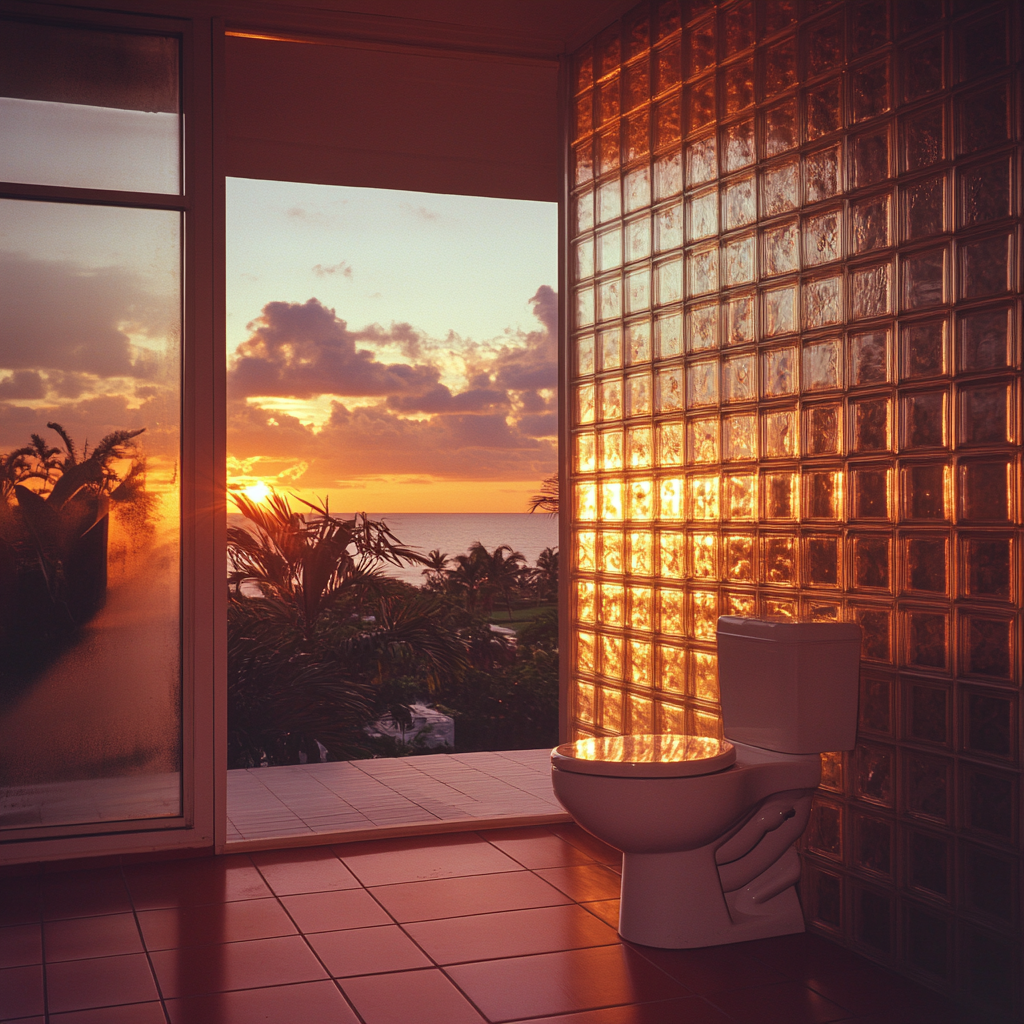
[0,824,985,1023]
[227,749,568,843]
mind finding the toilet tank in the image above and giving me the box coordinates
[716,617,862,754]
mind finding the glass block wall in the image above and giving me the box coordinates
[566,0,1021,1013]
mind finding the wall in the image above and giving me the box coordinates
[565,0,1022,1014]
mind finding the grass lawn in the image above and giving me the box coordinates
[489,604,557,631]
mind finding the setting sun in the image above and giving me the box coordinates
[242,480,272,505]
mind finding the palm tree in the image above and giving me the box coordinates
[448,541,526,620]
[530,546,559,603]
[528,475,559,515]
[420,548,451,592]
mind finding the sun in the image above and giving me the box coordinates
[242,480,272,504]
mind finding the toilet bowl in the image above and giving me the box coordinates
[551,617,861,949]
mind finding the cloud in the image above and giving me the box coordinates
[0,370,46,400]
[312,261,353,278]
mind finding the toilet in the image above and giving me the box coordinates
[551,616,861,949]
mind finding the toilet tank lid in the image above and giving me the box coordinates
[717,616,861,643]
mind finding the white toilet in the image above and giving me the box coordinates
[551,616,861,949]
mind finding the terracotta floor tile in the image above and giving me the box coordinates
[137,897,297,950]
[165,979,360,1024]
[446,943,689,1022]
[44,912,143,962]
[534,864,623,903]
[370,870,571,923]
[0,963,44,1019]
[49,1001,168,1023]
[0,923,41,968]
[0,884,40,928]
[250,847,361,895]
[547,824,622,865]
[336,833,521,887]
[739,932,872,982]
[707,980,853,1024]
[484,828,600,869]
[281,888,391,934]
[149,934,327,999]
[308,924,432,977]
[341,968,486,1024]
[405,904,619,964]
[581,900,620,929]
[800,965,968,1022]
[41,869,133,921]
[124,855,271,910]
[629,942,786,996]
[514,998,736,1024]
[45,952,159,1014]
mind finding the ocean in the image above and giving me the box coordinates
[227,512,559,586]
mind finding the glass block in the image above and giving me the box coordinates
[597,179,621,223]
[575,237,595,280]
[763,36,796,97]
[804,469,842,519]
[628,529,654,573]
[576,284,596,328]
[723,292,755,347]
[724,534,754,581]
[575,139,594,186]
[762,408,797,458]
[959,156,1012,229]
[723,175,756,230]
[575,432,596,473]
[958,305,1011,372]
[655,365,683,413]
[764,98,798,156]
[687,359,719,408]
[685,132,717,187]
[596,226,622,272]
[657,422,683,466]
[723,118,755,172]
[629,586,653,631]
[963,844,1016,924]
[724,59,754,115]
[961,536,1012,601]
[600,326,623,370]
[724,473,756,520]
[804,404,842,456]
[903,174,946,241]
[657,700,686,734]
[723,412,757,461]
[959,459,1012,523]
[600,582,624,626]
[686,303,718,353]
[851,262,891,320]
[689,474,720,520]
[964,766,1015,841]
[628,640,652,689]
[908,829,949,899]
[763,283,798,337]
[654,37,681,95]
[763,0,797,35]
[761,346,797,398]
[655,257,683,305]
[807,799,843,860]
[905,905,949,978]
[623,58,650,112]
[723,590,756,617]
[959,233,1011,299]
[722,353,755,404]
[853,812,893,877]
[851,397,891,452]
[577,631,596,675]
[576,530,597,572]
[598,378,623,420]
[900,318,946,379]
[659,532,683,578]
[902,247,946,310]
[689,532,717,581]
[853,534,891,591]
[907,683,949,746]
[900,105,944,172]
[655,311,683,359]
[851,127,891,187]
[906,609,948,671]
[577,382,597,424]
[763,219,799,277]
[762,471,796,520]
[598,127,620,175]
[808,868,843,931]
[599,275,621,323]
[687,416,718,464]
[851,465,890,519]
[958,10,1009,81]
[803,275,843,330]
[902,463,949,521]
[959,382,1012,447]
[805,145,841,202]
[575,681,596,724]
[655,0,681,42]
[576,580,596,622]
[806,535,840,586]
[627,319,652,364]
[659,640,685,687]
[956,82,1009,156]
[576,334,596,377]
[964,688,1014,760]
[804,14,842,77]
[626,373,652,418]
[659,477,683,520]
[601,479,623,520]
[595,27,620,80]
[761,157,800,217]
[848,330,888,386]
[575,189,595,235]
[690,589,718,640]
[655,201,683,251]
[686,187,718,241]
[720,234,754,288]
[803,338,842,392]
[962,612,1013,680]
[723,1,754,56]
[855,743,894,807]
[820,750,844,793]
[904,535,948,594]
[803,209,841,266]
[687,76,716,133]
[902,35,944,103]
[804,78,841,141]
[902,390,947,448]
[601,684,623,725]
[963,928,1017,1013]
[689,16,716,76]
[691,649,718,702]
[624,165,651,212]
[600,530,623,573]
[624,109,650,164]
[654,150,683,198]
[905,751,951,823]
[628,693,654,733]
[686,245,718,297]
[626,425,653,469]
[850,193,891,253]
[859,674,892,734]
[761,535,796,585]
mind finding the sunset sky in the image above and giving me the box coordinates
[226,178,559,512]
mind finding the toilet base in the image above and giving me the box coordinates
[617,847,806,949]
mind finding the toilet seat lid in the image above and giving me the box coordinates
[551,734,736,778]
